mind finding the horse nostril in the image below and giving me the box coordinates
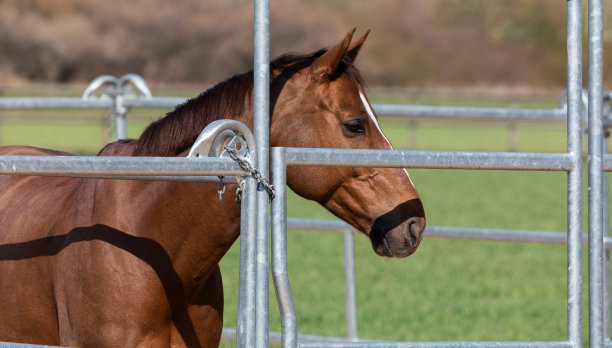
[407,218,424,242]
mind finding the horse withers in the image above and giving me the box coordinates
[0,29,425,347]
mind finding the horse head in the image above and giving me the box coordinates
[270,29,426,258]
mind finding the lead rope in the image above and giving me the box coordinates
[223,146,275,208]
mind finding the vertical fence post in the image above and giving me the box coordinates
[271,147,298,348]
[566,0,583,347]
[113,94,127,140]
[604,130,610,340]
[588,0,605,347]
[342,230,359,341]
[236,176,258,347]
[254,0,271,347]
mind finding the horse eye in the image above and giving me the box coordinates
[342,119,365,135]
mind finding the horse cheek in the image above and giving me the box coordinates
[285,166,345,204]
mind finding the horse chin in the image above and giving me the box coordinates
[370,234,420,258]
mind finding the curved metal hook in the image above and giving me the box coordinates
[558,88,612,127]
[118,74,152,98]
[556,87,588,112]
[210,130,249,158]
[82,75,119,99]
[83,74,152,99]
[187,119,256,167]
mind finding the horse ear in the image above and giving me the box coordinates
[346,29,370,64]
[312,28,356,80]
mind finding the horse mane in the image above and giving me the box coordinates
[133,49,365,157]
[133,72,254,157]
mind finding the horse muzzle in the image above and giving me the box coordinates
[368,200,426,258]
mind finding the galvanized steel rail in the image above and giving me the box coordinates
[284,148,575,171]
[252,1,272,347]
[376,104,567,122]
[0,97,573,121]
[0,155,244,178]
[298,342,574,348]
[286,217,612,250]
[588,0,605,347]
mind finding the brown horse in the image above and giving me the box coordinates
[0,29,425,347]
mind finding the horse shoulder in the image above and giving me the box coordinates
[0,146,83,239]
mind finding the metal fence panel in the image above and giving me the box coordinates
[269,1,587,347]
[566,0,585,346]
[253,1,272,346]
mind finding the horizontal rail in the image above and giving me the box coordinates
[0,97,582,125]
[287,218,612,250]
[375,104,568,122]
[79,175,237,183]
[426,225,612,249]
[285,148,575,171]
[0,96,567,119]
[123,99,574,123]
[222,328,351,345]
[0,97,112,109]
[0,97,185,110]
[0,155,245,179]
[298,341,573,348]
[122,96,186,108]
[0,342,64,348]
[222,328,574,348]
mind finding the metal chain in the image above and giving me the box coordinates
[217,176,226,201]
[224,146,275,207]
[234,180,246,207]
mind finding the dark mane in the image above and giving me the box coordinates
[133,48,365,157]
[133,72,254,156]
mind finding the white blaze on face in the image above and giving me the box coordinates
[359,92,392,149]
[359,91,416,187]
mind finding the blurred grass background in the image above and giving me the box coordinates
[0,85,602,345]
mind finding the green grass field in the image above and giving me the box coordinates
[0,88,606,346]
